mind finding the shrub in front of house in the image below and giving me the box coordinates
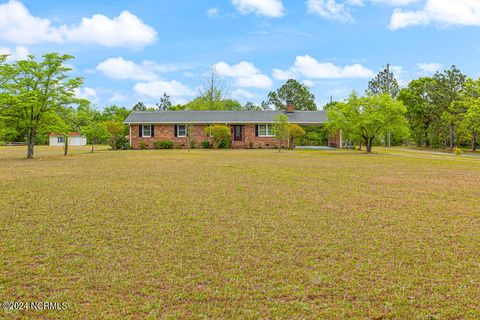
[204,125,230,149]
[190,139,196,149]
[201,140,211,149]
[153,140,174,149]
[114,135,130,150]
[218,139,231,149]
[139,141,147,149]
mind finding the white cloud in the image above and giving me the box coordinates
[272,68,296,80]
[0,0,62,44]
[308,0,418,22]
[390,0,480,29]
[97,57,157,81]
[349,0,419,6]
[96,57,181,81]
[109,93,128,103]
[207,7,220,17]
[0,0,157,48]
[133,80,195,98]
[307,0,353,22]
[63,11,157,48]
[416,62,443,73]
[389,65,404,76]
[214,61,260,78]
[214,61,273,89]
[232,88,256,99]
[232,0,285,17]
[236,74,273,89]
[0,46,29,61]
[274,55,374,80]
[303,79,315,87]
[75,87,97,102]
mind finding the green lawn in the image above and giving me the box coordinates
[1,146,479,319]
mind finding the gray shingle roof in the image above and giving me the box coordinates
[124,110,327,125]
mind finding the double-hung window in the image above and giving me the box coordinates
[57,136,65,144]
[142,125,152,137]
[258,124,275,137]
[175,125,187,137]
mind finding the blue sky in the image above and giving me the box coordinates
[1,0,479,109]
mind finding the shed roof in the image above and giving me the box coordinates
[50,132,83,137]
[124,110,327,125]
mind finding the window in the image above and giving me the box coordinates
[258,124,275,137]
[176,125,187,137]
[57,136,64,143]
[142,125,152,137]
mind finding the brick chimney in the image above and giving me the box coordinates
[286,100,294,113]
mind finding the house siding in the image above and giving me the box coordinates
[130,124,281,149]
[49,136,87,146]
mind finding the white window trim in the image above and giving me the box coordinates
[142,125,152,138]
[57,136,65,143]
[258,124,275,137]
[176,125,187,137]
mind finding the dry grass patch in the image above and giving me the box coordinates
[1,147,479,319]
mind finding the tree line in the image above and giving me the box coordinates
[1,53,479,158]
[327,64,480,153]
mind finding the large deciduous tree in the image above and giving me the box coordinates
[456,79,480,151]
[264,79,317,111]
[430,66,467,150]
[327,93,407,153]
[0,53,84,159]
[398,77,438,147]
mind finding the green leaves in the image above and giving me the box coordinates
[274,114,290,149]
[367,64,400,99]
[204,125,230,149]
[327,93,408,152]
[184,97,243,111]
[264,79,317,111]
[0,53,85,158]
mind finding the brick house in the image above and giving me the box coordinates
[124,103,342,149]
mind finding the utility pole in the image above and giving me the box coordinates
[386,63,391,148]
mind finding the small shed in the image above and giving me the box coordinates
[49,132,87,146]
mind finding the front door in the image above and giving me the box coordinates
[233,125,243,142]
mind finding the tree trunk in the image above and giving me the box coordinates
[473,129,476,152]
[91,143,95,153]
[443,129,448,149]
[64,135,69,156]
[365,138,372,153]
[449,123,455,150]
[26,126,36,159]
